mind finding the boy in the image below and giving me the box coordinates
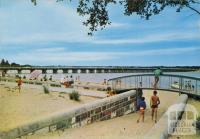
[137,97,146,123]
[150,90,160,123]
[17,77,22,93]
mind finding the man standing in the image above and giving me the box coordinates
[153,67,162,89]
[150,90,160,123]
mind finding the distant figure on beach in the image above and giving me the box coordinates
[137,97,146,123]
[106,87,115,97]
[116,79,121,86]
[23,75,26,79]
[43,75,47,81]
[150,90,160,123]
[63,77,69,87]
[49,75,53,81]
[153,68,162,89]
[103,79,107,85]
[139,81,142,88]
[2,71,6,77]
[77,76,80,83]
[17,77,22,93]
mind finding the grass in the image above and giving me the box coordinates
[69,91,80,101]
[43,84,50,94]
[197,116,200,129]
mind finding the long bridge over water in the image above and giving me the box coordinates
[0,66,199,74]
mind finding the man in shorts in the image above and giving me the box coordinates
[153,68,162,89]
[150,90,160,123]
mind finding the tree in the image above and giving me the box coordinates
[5,60,10,66]
[31,0,200,35]
[0,59,6,66]
[11,62,20,67]
[0,59,10,67]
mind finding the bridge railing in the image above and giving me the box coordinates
[108,74,200,97]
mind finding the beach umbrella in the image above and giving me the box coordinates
[30,70,42,79]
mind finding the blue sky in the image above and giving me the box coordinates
[0,0,200,66]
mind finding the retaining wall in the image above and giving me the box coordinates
[0,90,136,139]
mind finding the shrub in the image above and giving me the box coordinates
[43,84,50,94]
[196,116,200,130]
[69,91,80,101]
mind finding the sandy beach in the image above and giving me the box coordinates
[0,82,99,132]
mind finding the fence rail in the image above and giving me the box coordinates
[108,74,200,97]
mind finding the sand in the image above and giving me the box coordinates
[0,82,98,132]
[26,90,180,139]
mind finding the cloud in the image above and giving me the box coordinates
[34,47,66,52]
[0,0,91,45]
[1,33,92,45]
[93,32,200,45]
[8,46,200,65]
[1,1,199,47]
[1,31,199,46]
[13,51,124,65]
[107,22,131,28]
[129,47,200,56]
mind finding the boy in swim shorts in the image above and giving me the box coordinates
[17,77,22,93]
[150,90,160,123]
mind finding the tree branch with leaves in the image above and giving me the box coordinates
[31,0,200,35]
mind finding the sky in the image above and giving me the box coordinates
[0,0,200,66]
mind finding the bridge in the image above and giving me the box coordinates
[0,66,198,74]
[108,73,200,98]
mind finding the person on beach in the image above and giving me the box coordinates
[150,90,160,123]
[69,75,74,85]
[106,87,115,97]
[153,68,162,89]
[136,88,143,111]
[49,75,52,81]
[137,97,146,123]
[17,77,22,93]
[43,75,47,81]
[103,79,107,85]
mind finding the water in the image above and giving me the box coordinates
[10,71,200,83]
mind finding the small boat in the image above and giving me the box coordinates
[171,82,180,89]
[171,81,195,91]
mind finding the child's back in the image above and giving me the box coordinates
[139,98,146,110]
